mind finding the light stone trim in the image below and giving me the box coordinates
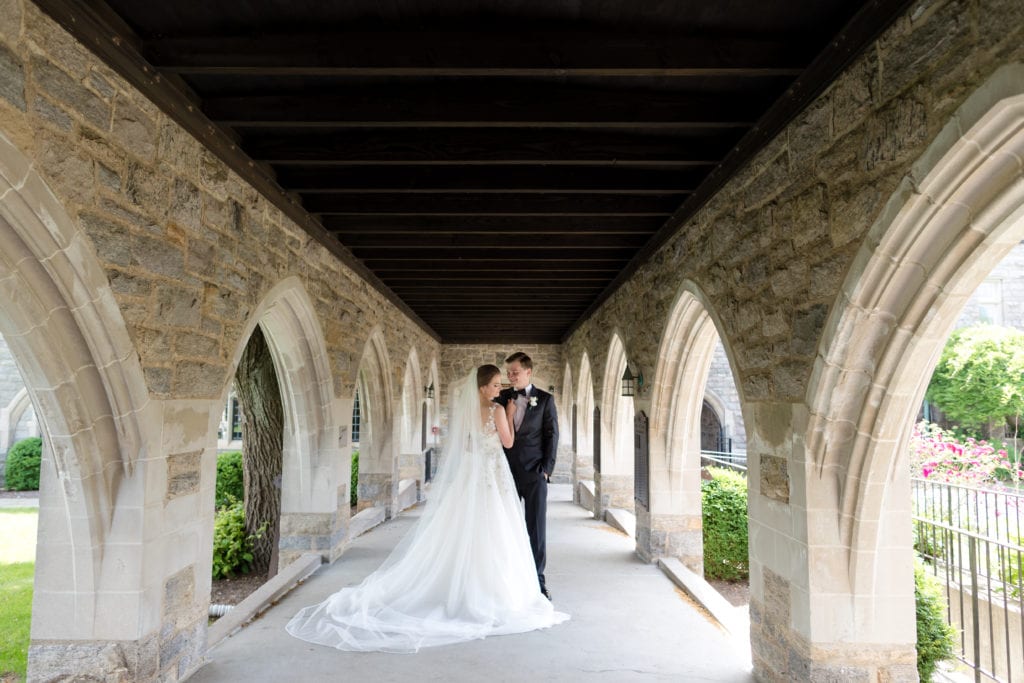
[802,81,1024,647]
[231,277,348,564]
[599,333,634,481]
[572,351,595,499]
[0,385,31,452]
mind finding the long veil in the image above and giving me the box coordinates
[285,370,568,652]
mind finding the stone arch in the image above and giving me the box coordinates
[226,276,344,565]
[399,347,422,454]
[1,386,35,452]
[354,328,396,512]
[560,360,573,443]
[640,284,743,567]
[700,395,724,454]
[597,333,635,514]
[0,131,154,673]
[574,352,596,500]
[805,67,1024,649]
[424,356,440,453]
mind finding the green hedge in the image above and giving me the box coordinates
[701,466,749,581]
[215,451,244,509]
[350,450,359,507]
[5,437,42,491]
[915,562,956,680]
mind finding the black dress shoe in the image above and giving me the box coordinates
[541,587,552,601]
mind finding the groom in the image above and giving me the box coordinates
[498,351,558,600]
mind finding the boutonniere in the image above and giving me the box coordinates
[528,396,538,408]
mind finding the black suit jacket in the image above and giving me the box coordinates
[497,386,558,483]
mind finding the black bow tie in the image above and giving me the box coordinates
[512,388,528,396]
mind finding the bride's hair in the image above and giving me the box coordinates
[477,364,501,387]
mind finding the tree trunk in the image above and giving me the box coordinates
[234,326,283,577]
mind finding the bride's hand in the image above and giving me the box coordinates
[505,401,516,416]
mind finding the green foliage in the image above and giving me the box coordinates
[5,437,42,491]
[997,536,1023,599]
[211,500,263,579]
[701,466,749,581]
[350,450,359,508]
[215,451,244,509]
[915,562,956,681]
[926,325,1024,436]
[0,562,34,681]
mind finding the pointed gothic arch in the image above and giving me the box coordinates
[0,131,154,676]
[802,67,1024,652]
[353,328,397,512]
[226,277,344,566]
[597,333,635,515]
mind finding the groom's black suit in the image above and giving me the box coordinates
[497,385,558,593]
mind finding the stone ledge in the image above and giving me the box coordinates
[207,552,322,647]
[348,505,386,539]
[577,479,595,512]
[658,557,750,644]
[396,478,418,513]
[604,507,636,538]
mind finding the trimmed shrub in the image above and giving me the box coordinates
[350,450,359,507]
[701,466,749,581]
[212,500,260,579]
[215,451,244,509]
[5,437,42,491]
[916,562,956,681]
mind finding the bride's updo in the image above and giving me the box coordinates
[477,364,501,387]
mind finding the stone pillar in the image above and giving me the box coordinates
[747,402,918,682]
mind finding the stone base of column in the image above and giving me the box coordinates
[634,509,703,569]
[572,456,595,503]
[595,472,634,513]
[750,599,917,682]
[397,451,423,482]
[28,619,207,683]
[279,507,347,566]
[358,473,394,516]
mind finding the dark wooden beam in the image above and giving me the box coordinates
[362,259,627,271]
[147,31,809,77]
[30,0,440,342]
[304,193,685,215]
[245,129,737,165]
[340,233,650,249]
[274,166,704,193]
[349,247,636,261]
[204,85,766,127]
[322,215,666,234]
[563,0,918,340]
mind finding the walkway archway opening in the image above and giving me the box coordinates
[574,353,596,509]
[596,335,635,521]
[352,331,396,517]
[776,76,1024,679]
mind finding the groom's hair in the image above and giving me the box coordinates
[505,351,532,370]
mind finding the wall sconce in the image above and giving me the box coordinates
[424,382,434,399]
[621,365,643,397]
[548,385,555,393]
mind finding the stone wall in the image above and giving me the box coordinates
[0,3,439,681]
[563,1,1024,679]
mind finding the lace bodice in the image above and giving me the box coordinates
[481,405,506,458]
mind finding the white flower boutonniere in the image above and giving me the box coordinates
[528,396,538,408]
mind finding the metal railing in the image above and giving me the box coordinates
[912,478,1024,682]
[700,449,747,473]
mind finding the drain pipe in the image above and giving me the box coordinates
[209,604,235,618]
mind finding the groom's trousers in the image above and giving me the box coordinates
[519,476,548,591]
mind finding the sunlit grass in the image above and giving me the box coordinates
[0,508,37,682]
[0,562,33,682]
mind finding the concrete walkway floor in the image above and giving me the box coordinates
[191,485,754,682]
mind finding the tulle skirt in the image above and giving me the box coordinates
[285,452,569,652]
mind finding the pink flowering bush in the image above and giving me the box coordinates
[910,421,1023,487]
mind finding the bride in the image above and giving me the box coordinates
[286,364,570,652]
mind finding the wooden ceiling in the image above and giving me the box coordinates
[35,0,913,343]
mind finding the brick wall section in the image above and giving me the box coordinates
[565,0,1024,407]
[0,2,440,408]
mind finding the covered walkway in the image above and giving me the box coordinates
[191,485,753,682]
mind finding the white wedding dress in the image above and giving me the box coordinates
[285,372,569,653]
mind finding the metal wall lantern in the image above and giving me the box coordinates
[621,365,643,397]
[424,382,434,399]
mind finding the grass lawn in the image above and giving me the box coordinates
[0,509,37,683]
